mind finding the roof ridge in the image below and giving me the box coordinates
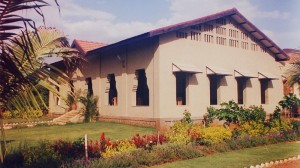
[88,8,288,61]
[74,39,106,45]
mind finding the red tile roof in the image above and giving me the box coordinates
[72,39,106,55]
[283,49,300,63]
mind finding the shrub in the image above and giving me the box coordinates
[166,121,191,144]
[131,133,168,150]
[204,106,217,127]
[279,93,299,112]
[166,121,202,144]
[240,121,266,136]
[216,100,240,125]
[205,101,267,126]
[291,120,300,132]
[181,110,192,124]
[271,106,282,121]
[20,110,43,118]
[240,105,266,124]
[51,138,85,160]
[22,141,61,168]
[88,140,101,158]
[267,119,292,133]
[102,140,136,158]
[90,143,203,168]
[2,111,12,119]
[189,124,202,142]
[79,94,99,122]
[200,126,232,145]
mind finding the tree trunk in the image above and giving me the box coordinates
[0,106,7,164]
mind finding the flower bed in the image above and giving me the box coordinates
[3,107,300,167]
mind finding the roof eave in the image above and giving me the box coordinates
[86,8,288,61]
[87,32,150,56]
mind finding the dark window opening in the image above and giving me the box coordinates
[86,77,93,97]
[108,74,118,106]
[136,69,149,106]
[237,78,246,104]
[176,72,187,105]
[209,75,219,105]
[260,79,269,104]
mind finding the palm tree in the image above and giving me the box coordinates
[284,61,300,86]
[5,26,81,116]
[0,0,82,163]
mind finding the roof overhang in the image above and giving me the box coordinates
[234,70,257,78]
[206,66,232,76]
[258,72,279,80]
[172,63,202,74]
[87,8,288,61]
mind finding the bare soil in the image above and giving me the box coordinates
[269,160,300,168]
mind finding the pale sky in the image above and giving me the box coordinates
[32,0,300,49]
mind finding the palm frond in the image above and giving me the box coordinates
[284,61,300,86]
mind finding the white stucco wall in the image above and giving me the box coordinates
[157,18,283,119]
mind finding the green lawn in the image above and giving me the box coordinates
[5,122,156,150]
[154,142,300,168]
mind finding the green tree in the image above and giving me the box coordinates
[284,49,300,86]
[0,0,81,163]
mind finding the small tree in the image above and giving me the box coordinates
[79,95,99,122]
[279,93,300,118]
[65,89,81,111]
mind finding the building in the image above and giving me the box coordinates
[49,8,288,129]
[48,40,106,114]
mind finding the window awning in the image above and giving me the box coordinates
[206,66,232,76]
[234,70,257,78]
[172,63,202,73]
[258,72,279,80]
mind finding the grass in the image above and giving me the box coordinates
[154,141,300,168]
[4,122,156,150]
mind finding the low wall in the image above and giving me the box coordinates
[98,115,204,131]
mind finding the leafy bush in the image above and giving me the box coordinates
[267,119,292,133]
[204,107,217,127]
[279,93,300,112]
[88,140,101,158]
[189,124,202,142]
[240,121,266,136]
[215,100,240,125]
[89,143,203,168]
[20,110,43,118]
[166,122,202,144]
[166,122,191,144]
[131,133,167,149]
[79,94,99,122]
[2,111,12,119]
[271,106,282,121]
[291,120,300,132]
[65,89,81,110]
[200,126,232,145]
[102,140,136,158]
[181,110,192,124]
[205,101,267,127]
[22,141,61,168]
[51,138,85,159]
[239,105,266,124]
